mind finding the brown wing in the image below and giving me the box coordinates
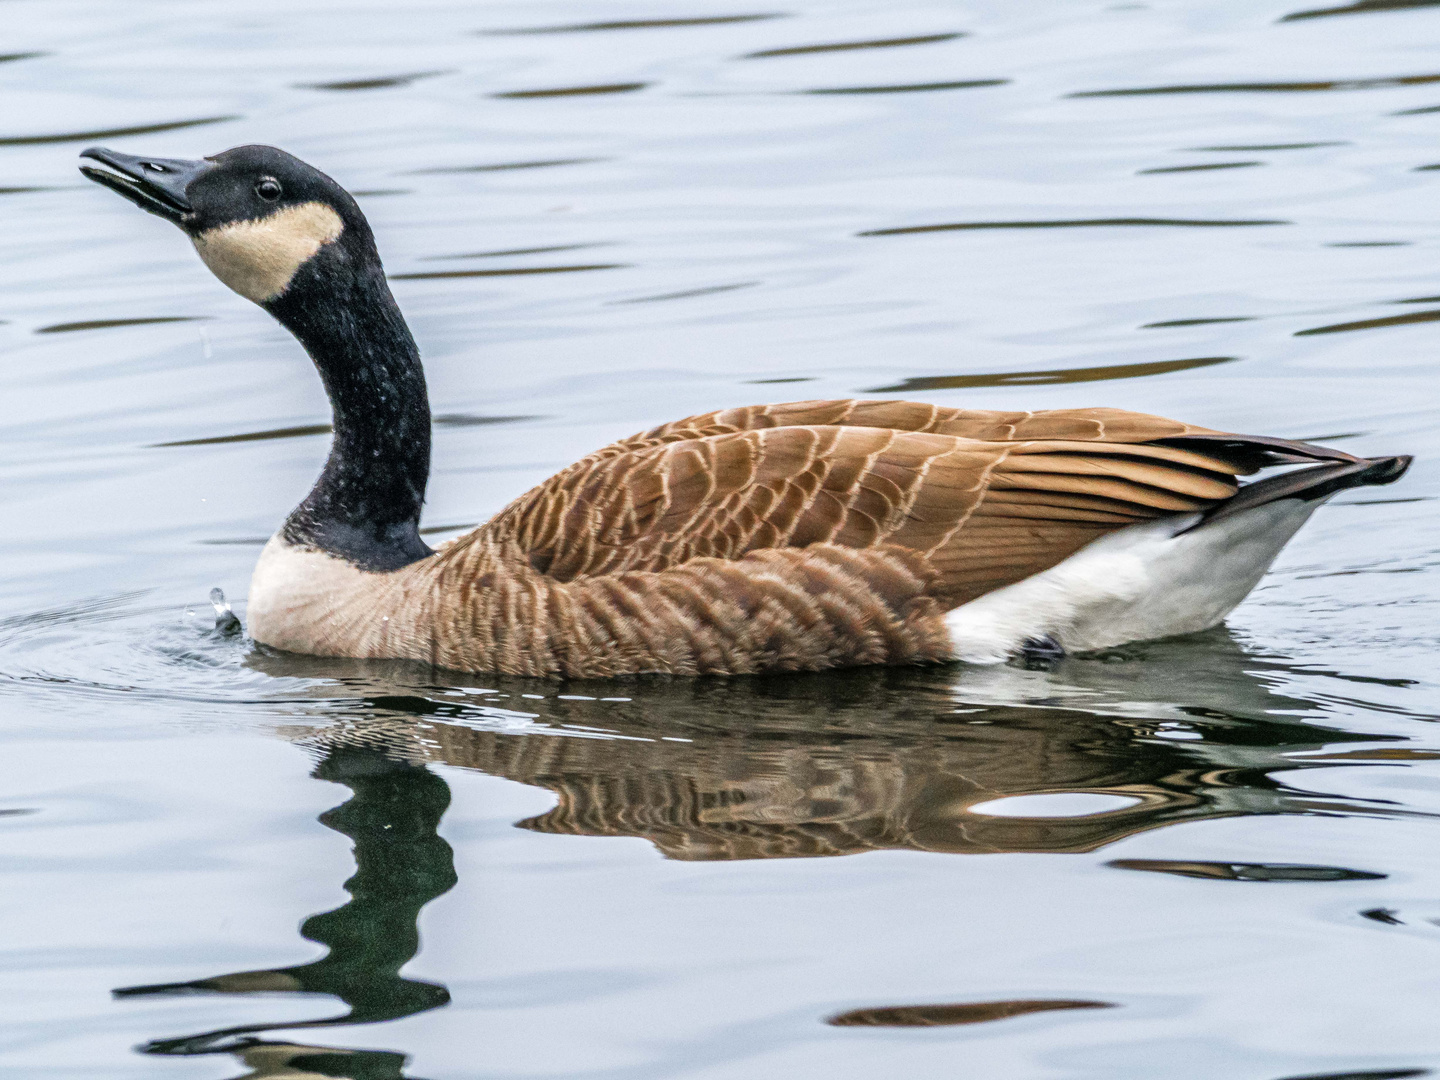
[476,411,1256,608]
[599,399,1354,474]
[608,398,1218,450]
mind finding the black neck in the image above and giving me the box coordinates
[267,249,433,571]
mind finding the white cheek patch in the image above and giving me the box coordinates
[191,201,345,303]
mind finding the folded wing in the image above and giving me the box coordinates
[471,400,1316,608]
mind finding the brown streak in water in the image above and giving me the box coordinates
[391,264,625,280]
[408,158,604,174]
[0,52,46,64]
[0,115,238,146]
[480,15,786,34]
[1188,141,1348,150]
[1107,859,1385,881]
[1295,308,1440,335]
[869,356,1234,392]
[37,316,207,334]
[1297,747,1440,760]
[860,218,1285,236]
[1072,73,1440,97]
[492,83,649,99]
[351,189,411,197]
[743,32,964,58]
[0,186,61,194]
[1143,317,1254,327]
[1327,241,1409,247]
[1139,161,1263,173]
[298,70,448,91]
[1281,0,1440,21]
[827,1000,1113,1028]
[155,414,532,447]
[1395,294,1440,303]
[1395,103,1440,114]
[803,79,1006,95]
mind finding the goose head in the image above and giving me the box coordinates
[81,145,432,573]
[80,144,377,307]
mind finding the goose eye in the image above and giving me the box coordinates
[255,178,282,202]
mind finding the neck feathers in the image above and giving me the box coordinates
[266,246,433,571]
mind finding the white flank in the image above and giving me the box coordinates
[944,497,1322,663]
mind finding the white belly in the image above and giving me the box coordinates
[944,498,1322,663]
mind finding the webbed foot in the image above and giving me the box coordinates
[1015,634,1065,671]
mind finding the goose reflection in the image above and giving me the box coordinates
[266,630,1394,863]
[114,746,455,1078]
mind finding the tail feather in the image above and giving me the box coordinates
[1159,432,1364,473]
[1196,454,1412,528]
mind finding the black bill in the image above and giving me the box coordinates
[79,147,215,224]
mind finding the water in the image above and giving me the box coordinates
[3,0,1440,1075]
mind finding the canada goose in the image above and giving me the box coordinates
[80,144,1411,677]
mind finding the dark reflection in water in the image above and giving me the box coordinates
[1275,1070,1430,1080]
[859,217,1286,236]
[421,243,608,260]
[802,79,1007,96]
[1362,907,1406,924]
[827,999,1113,1028]
[1072,72,1440,97]
[481,15,785,35]
[114,746,455,1077]
[36,316,207,335]
[491,83,649,99]
[390,263,625,280]
[1295,308,1440,336]
[0,52,46,65]
[153,414,531,448]
[406,158,604,174]
[1139,161,1263,174]
[868,355,1234,393]
[266,653,1395,864]
[1280,0,1440,21]
[299,71,447,91]
[1187,142,1349,150]
[612,281,757,304]
[743,33,964,59]
[1143,317,1254,328]
[1107,859,1386,881]
[0,115,238,146]
[155,424,332,448]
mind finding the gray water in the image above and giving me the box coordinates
[4,1,1440,1076]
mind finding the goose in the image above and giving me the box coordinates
[80,144,1411,678]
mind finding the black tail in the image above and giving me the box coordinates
[1201,454,1412,526]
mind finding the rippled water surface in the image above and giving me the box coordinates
[6,1,1440,1076]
